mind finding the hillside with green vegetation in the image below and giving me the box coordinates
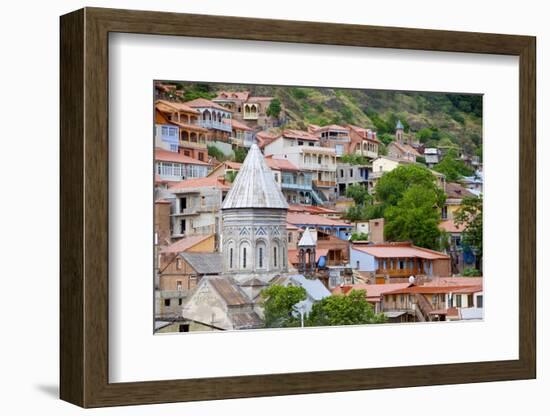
[168,81,483,159]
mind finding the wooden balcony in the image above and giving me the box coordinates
[313,179,336,188]
[179,139,207,149]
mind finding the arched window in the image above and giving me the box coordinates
[273,246,278,268]
[243,247,247,269]
[229,247,233,269]
[257,240,267,269]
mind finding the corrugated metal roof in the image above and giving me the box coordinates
[229,311,263,329]
[287,274,331,301]
[208,278,250,306]
[180,252,222,274]
[221,144,288,209]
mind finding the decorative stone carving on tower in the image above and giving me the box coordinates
[221,143,289,284]
[298,227,317,275]
[395,119,404,143]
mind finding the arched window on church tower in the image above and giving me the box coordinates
[243,247,247,269]
[256,240,266,269]
[273,246,278,268]
[229,247,233,269]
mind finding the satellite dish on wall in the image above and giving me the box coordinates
[408,275,416,284]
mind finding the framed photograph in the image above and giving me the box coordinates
[60,7,536,408]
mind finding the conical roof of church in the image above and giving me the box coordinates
[298,227,316,247]
[222,144,288,210]
[396,119,404,130]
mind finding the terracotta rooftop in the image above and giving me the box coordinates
[445,182,475,199]
[332,283,412,300]
[155,148,210,165]
[256,131,281,148]
[287,212,351,227]
[246,96,274,102]
[383,284,482,296]
[287,204,339,215]
[352,242,449,260]
[168,176,231,192]
[282,129,319,141]
[391,141,421,157]
[160,234,213,254]
[169,119,208,132]
[183,98,232,112]
[229,119,253,131]
[214,91,250,101]
[155,99,200,115]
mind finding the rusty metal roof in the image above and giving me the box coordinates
[209,278,250,306]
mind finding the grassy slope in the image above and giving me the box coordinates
[178,82,483,156]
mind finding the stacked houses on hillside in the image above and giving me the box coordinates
[153,88,483,329]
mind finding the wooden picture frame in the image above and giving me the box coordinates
[60,7,536,408]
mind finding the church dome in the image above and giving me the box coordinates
[221,144,289,210]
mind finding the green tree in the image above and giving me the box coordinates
[225,170,238,183]
[375,164,445,208]
[307,290,387,327]
[266,98,282,118]
[344,184,383,222]
[462,267,481,277]
[261,285,307,328]
[233,147,249,163]
[350,232,369,241]
[454,195,483,271]
[207,145,226,162]
[433,149,474,181]
[383,185,444,250]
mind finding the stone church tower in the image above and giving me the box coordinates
[221,143,289,284]
[395,119,405,143]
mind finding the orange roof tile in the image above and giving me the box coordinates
[183,98,232,112]
[155,99,200,115]
[283,129,319,141]
[161,234,213,254]
[214,91,250,101]
[155,148,210,165]
[168,176,231,192]
[287,212,350,227]
[332,283,412,300]
[445,182,475,199]
[229,119,253,131]
[383,284,482,296]
[352,242,449,260]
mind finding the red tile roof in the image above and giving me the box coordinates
[352,242,449,260]
[161,234,213,254]
[229,119,253,131]
[287,212,350,227]
[168,176,231,192]
[424,277,483,287]
[445,182,475,199]
[155,148,210,165]
[265,158,299,172]
[288,204,339,215]
[332,283,412,300]
[155,99,200,115]
[256,131,280,148]
[183,98,232,112]
[383,284,482,296]
[282,129,319,141]
[214,91,250,101]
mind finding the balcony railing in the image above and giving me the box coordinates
[281,181,313,191]
[376,267,424,277]
[199,119,232,132]
[313,179,336,188]
[243,113,259,120]
[179,140,207,149]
